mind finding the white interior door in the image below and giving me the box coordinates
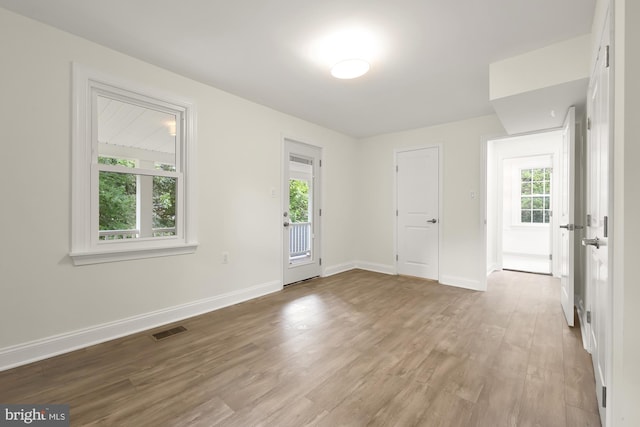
[586,21,610,423]
[559,106,576,327]
[396,147,439,280]
[283,139,321,285]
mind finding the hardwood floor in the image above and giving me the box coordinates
[0,270,601,426]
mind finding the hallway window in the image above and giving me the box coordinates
[520,168,551,223]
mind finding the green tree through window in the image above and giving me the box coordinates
[289,179,310,223]
[521,168,552,223]
[98,157,137,233]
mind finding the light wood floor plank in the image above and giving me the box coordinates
[0,269,601,426]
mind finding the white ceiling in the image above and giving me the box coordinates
[0,0,595,138]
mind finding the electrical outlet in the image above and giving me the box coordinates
[222,251,229,264]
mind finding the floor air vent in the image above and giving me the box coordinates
[152,326,187,341]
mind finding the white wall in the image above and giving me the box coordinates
[357,115,506,290]
[489,35,591,100]
[0,9,358,366]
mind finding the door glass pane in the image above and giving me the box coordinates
[289,155,313,264]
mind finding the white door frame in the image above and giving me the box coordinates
[281,136,322,285]
[393,144,443,281]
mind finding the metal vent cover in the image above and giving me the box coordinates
[152,326,187,341]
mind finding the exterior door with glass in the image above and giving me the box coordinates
[283,139,322,285]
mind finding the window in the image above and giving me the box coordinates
[520,168,551,224]
[71,64,197,265]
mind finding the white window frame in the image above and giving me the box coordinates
[70,63,198,265]
[516,166,552,226]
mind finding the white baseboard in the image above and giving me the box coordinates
[576,298,592,353]
[354,261,395,275]
[0,280,282,372]
[440,274,483,291]
[324,261,395,277]
[486,263,500,276]
[323,262,356,277]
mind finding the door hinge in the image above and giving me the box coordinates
[319,258,322,266]
[605,45,610,68]
[587,214,592,226]
[549,254,553,261]
[604,216,608,237]
[396,165,398,172]
[396,209,398,216]
[587,310,591,324]
[602,386,607,408]
[396,254,399,261]
[319,208,322,217]
[587,117,591,131]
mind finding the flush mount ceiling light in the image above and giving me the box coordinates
[331,59,371,79]
[310,26,382,80]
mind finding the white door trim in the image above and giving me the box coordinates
[393,144,443,282]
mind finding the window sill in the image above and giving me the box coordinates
[70,242,198,266]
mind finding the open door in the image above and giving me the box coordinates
[283,139,322,285]
[559,106,576,327]
[585,16,610,422]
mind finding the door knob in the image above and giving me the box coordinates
[582,237,600,249]
[283,222,290,227]
[560,224,574,230]
[427,218,438,224]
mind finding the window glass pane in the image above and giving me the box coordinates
[532,197,544,209]
[99,171,177,240]
[99,156,135,168]
[544,168,552,180]
[521,169,532,181]
[99,171,137,239]
[532,181,544,194]
[521,182,532,194]
[544,211,551,223]
[153,176,177,236]
[521,211,531,222]
[289,179,310,223]
[97,95,177,170]
[532,210,544,223]
[521,197,532,209]
[155,162,176,172]
[544,196,550,209]
[532,168,545,181]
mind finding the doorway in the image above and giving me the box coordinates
[501,155,554,274]
[485,131,562,277]
[282,139,322,285]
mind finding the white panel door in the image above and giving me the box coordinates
[397,147,439,280]
[283,139,322,285]
[559,106,576,327]
[586,17,610,424]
